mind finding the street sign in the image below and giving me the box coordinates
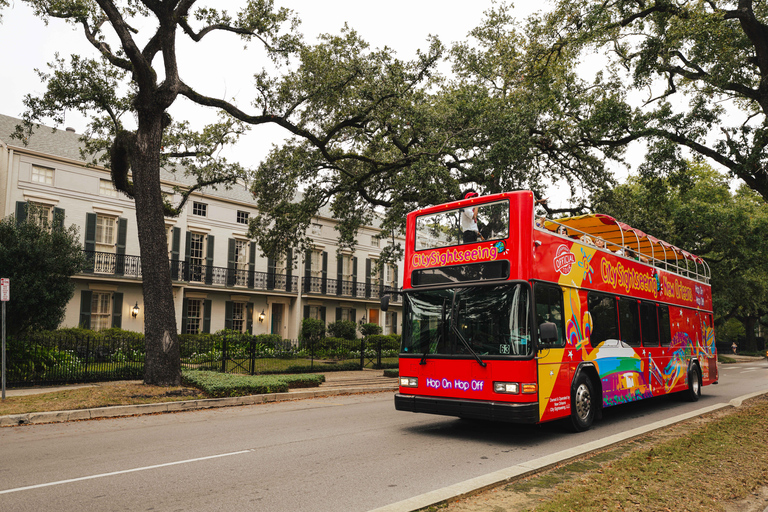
[0,278,8,302]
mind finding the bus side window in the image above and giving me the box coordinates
[618,297,641,347]
[587,292,618,346]
[640,301,660,347]
[535,283,565,348]
[659,305,672,347]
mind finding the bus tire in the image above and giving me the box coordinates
[569,373,595,432]
[685,364,702,402]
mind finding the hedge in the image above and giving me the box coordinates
[181,370,325,397]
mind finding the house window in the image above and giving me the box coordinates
[309,249,323,278]
[189,233,206,282]
[234,240,249,286]
[371,236,379,248]
[308,305,323,321]
[340,307,355,322]
[311,223,322,236]
[340,254,354,281]
[192,201,207,217]
[99,179,118,197]
[232,302,246,332]
[385,263,397,289]
[31,165,54,185]
[28,203,52,228]
[95,214,116,249]
[385,311,398,335]
[369,258,381,286]
[91,292,113,331]
[185,299,203,334]
[237,210,249,225]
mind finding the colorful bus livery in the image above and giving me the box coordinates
[392,191,717,431]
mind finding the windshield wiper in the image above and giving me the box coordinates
[452,324,487,368]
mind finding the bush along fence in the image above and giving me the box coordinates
[5,329,400,387]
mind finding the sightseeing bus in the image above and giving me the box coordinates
[388,190,717,431]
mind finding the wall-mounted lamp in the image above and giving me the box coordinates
[258,309,265,323]
[359,315,367,325]
[132,301,140,318]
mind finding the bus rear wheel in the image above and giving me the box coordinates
[569,373,595,432]
[685,364,702,402]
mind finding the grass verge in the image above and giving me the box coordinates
[0,371,326,416]
[430,394,768,512]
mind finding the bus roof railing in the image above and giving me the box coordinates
[536,212,710,284]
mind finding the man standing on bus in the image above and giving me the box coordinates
[460,190,483,243]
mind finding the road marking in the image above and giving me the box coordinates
[0,449,254,495]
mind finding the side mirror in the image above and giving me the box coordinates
[539,322,558,345]
[380,295,390,312]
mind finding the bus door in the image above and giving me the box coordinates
[534,283,571,421]
[640,301,662,396]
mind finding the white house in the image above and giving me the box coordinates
[0,114,402,339]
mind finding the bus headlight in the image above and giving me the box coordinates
[521,383,538,394]
[493,382,519,394]
[400,377,418,388]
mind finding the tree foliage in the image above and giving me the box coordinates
[0,208,86,336]
[540,0,768,202]
[593,163,768,350]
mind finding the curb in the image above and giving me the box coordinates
[0,385,398,427]
[368,390,768,512]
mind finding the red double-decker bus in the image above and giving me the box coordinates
[390,190,717,431]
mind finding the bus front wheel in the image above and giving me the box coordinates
[569,373,595,432]
[685,364,702,402]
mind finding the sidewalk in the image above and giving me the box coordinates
[0,369,399,427]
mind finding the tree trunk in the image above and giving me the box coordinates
[743,316,758,353]
[133,114,181,386]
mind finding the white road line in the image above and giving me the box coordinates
[0,449,254,495]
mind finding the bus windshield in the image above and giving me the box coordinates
[401,284,532,357]
[415,200,510,250]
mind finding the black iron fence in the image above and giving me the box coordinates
[5,332,399,387]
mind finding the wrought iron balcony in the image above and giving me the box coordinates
[81,250,299,293]
[302,276,402,303]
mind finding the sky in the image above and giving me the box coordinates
[0,0,591,207]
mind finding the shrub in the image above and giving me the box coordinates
[383,369,399,378]
[366,334,400,351]
[181,370,324,397]
[300,318,325,344]
[327,320,358,340]
[359,322,383,337]
[254,333,282,349]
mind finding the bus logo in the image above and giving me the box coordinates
[553,245,576,275]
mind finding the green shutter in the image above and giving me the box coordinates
[205,235,214,285]
[336,307,342,321]
[181,298,189,334]
[15,201,27,225]
[246,303,254,334]
[170,227,180,280]
[224,301,233,330]
[84,213,96,272]
[115,218,127,276]
[203,299,212,333]
[227,239,236,287]
[53,207,65,229]
[112,292,123,328]
[80,290,93,329]
[303,305,310,319]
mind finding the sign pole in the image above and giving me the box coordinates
[1,278,8,400]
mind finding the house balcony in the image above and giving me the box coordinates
[80,251,402,302]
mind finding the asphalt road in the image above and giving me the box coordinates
[1,360,766,512]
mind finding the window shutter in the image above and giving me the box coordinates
[304,250,311,279]
[184,231,191,281]
[79,290,93,329]
[203,299,212,333]
[248,243,256,289]
[267,256,276,290]
[15,201,27,225]
[320,251,328,295]
[115,218,127,275]
[303,305,310,319]
[352,256,358,297]
[112,292,123,329]
[53,207,65,229]
[365,258,371,298]
[246,303,254,334]
[286,249,293,292]
[224,301,233,331]
[392,265,399,289]
[336,307,342,321]
[336,255,343,296]
[205,235,214,285]
[227,239,236,287]
[181,298,189,334]
[170,227,180,280]
[392,312,397,334]
[351,308,356,324]
[84,213,97,273]
[320,306,326,323]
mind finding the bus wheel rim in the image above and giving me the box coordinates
[575,384,591,419]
